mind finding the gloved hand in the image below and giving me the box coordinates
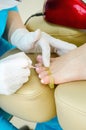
[37,32,77,67]
[0,52,32,95]
[10,28,77,67]
[10,28,41,53]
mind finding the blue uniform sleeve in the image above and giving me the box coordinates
[0,6,18,36]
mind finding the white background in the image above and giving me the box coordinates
[18,0,45,23]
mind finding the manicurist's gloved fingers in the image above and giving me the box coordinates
[0,52,32,95]
[1,52,32,68]
[37,37,50,67]
[42,32,77,55]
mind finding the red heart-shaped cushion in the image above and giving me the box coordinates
[44,0,86,29]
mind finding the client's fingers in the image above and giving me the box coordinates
[36,55,43,63]
[36,67,49,73]
[39,70,49,79]
[36,55,56,64]
[40,75,51,84]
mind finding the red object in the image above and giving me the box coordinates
[43,0,86,29]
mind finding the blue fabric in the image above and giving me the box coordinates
[0,6,18,130]
[0,116,18,130]
[0,6,17,56]
[0,37,15,56]
[0,6,18,37]
[35,116,63,130]
[0,109,12,121]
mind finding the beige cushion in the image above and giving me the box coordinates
[26,17,86,129]
[55,81,86,130]
[0,49,56,122]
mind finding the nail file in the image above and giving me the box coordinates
[29,65,36,69]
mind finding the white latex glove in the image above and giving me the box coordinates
[0,52,32,95]
[10,28,77,67]
[10,28,41,53]
[37,32,77,67]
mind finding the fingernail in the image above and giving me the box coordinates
[39,74,41,78]
[41,79,44,83]
[36,67,39,71]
